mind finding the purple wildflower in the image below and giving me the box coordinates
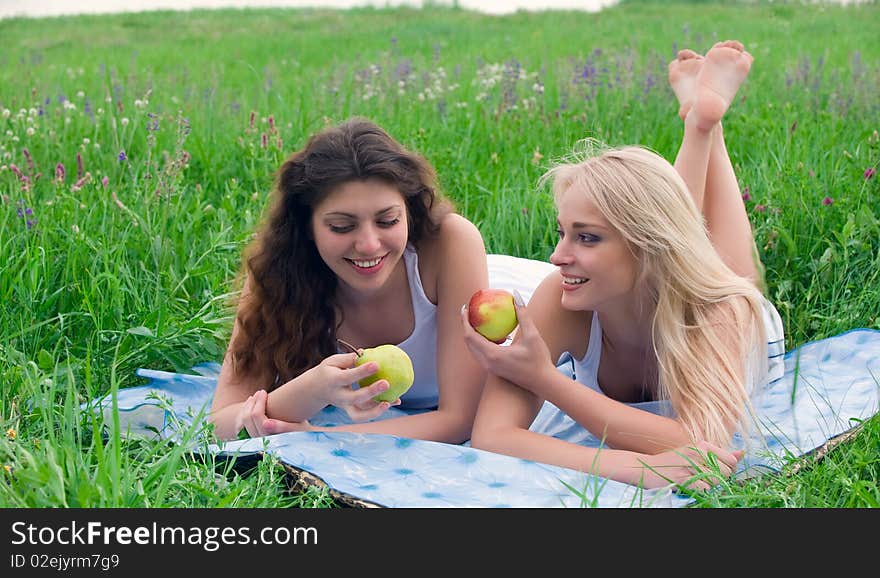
[8,164,30,191]
[118,150,127,162]
[822,196,834,206]
[643,73,656,95]
[16,200,36,229]
[54,163,66,184]
[146,113,159,132]
[71,172,92,193]
[101,175,109,188]
[865,167,876,180]
[22,148,34,172]
[754,204,766,213]
[741,186,751,202]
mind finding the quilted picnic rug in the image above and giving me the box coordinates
[92,255,880,508]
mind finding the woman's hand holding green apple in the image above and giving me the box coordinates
[307,352,403,421]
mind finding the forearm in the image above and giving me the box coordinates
[310,407,474,445]
[473,423,658,487]
[265,369,330,424]
[209,402,247,441]
[538,370,691,454]
[210,370,328,441]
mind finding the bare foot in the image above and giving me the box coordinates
[668,48,704,121]
[688,40,753,131]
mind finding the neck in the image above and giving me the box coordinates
[336,256,408,309]
[595,292,655,351]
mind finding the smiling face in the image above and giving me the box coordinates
[310,178,409,295]
[549,185,641,312]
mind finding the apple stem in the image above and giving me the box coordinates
[336,338,363,357]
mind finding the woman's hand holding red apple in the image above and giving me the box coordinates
[461,290,557,394]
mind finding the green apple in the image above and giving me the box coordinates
[468,288,518,344]
[354,344,415,403]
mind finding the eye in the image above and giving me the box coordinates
[328,224,354,234]
[578,233,601,244]
[555,228,564,238]
[377,217,400,228]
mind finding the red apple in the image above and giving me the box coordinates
[467,289,518,344]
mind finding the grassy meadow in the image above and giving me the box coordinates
[1,0,878,508]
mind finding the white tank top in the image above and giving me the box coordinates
[340,246,439,409]
[394,246,440,409]
[570,296,786,414]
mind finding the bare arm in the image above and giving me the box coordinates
[209,279,390,441]
[469,272,691,458]
[468,273,741,487]
[209,301,331,441]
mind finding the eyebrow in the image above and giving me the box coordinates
[323,205,402,219]
[557,219,609,231]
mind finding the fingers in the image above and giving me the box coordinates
[324,352,360,369]
[348,400,393,422]
[261,418,305,435]
[351,379,390,406]
[510,290,537,339]
[346,359,379,382]
[695,441,742,474]
[244,389,269,437]
[240,392,258,437]
[673,442,742,491]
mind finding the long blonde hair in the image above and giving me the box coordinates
[542,142,767,446]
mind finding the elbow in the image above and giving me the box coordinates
[208,419,236,442]
[470,422,507,454]
[448,416,475,445]
[207,403,240,442]
[207,415,235,442]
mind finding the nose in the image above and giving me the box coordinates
[549,238,572,267]
[354,224,382,255]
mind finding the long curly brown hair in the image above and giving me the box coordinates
[228,118,454,387]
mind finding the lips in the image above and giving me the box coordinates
[561,274,589,285]
[345,253,388,275]
[559,273,589,292]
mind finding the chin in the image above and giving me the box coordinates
[560,293,588,311]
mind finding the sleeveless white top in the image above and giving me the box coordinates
[394,246,440,409]
[569,296,786,413]
[342,246,439,409]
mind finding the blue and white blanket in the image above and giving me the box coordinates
[92,255,880,508]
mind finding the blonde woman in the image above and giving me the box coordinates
[461,41,784,490]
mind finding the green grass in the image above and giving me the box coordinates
[1,1,878,508]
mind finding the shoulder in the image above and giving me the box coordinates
[417,213,487,303]
[437,212,485,247]
[418,213,486,271]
